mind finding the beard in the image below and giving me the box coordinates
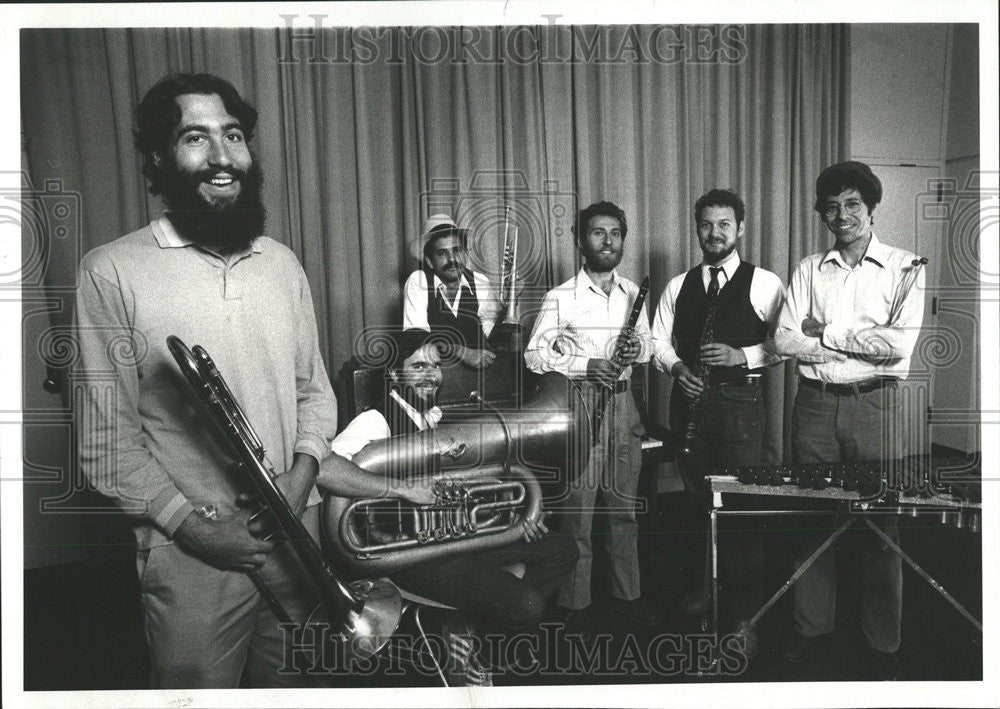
[160,159,266,252]
[582,244,623,273]
[702,240,737,265]
[393,380,439,413]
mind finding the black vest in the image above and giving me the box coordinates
[423,266,484,349]
[673,261,767,382]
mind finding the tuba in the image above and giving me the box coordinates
[322,372,590,576]
[167,336,402,661]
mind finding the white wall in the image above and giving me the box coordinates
[937,24,980,455]
[849,23,979,455]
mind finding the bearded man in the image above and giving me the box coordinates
[325,329,577,686]
[524,200,661,638]
[650,188,785,659]
[75,73,357,688]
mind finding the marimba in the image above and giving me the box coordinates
[702,455,983,661]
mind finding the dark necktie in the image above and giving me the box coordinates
[708,267,722,298]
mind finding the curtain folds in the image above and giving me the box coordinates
[21,24,848,457]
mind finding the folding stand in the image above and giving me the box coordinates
[703,476,983,659]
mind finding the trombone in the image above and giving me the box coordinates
[166,335,402,661]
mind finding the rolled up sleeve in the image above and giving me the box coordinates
[774,259,838,363]
[821,265,925,360]
[524,292,590,377]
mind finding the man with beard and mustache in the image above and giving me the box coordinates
[650,188,785,659]
[773,162,925,680]
[75,74,435,688]
[326,329,578,685]
[402,215,502,368]
[524,200,660,639]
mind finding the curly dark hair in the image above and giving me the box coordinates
[813,161,883,214]
[694,188,746,224]
[134,73,258,195]
[391,329,434,371]
[573,201,628,242]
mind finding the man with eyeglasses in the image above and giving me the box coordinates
[773,161,926,680]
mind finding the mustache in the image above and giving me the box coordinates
[193,166,250,182]
[160,159,266,250]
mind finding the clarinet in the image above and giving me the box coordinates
[592,276,650,441]
[679,287,719,457]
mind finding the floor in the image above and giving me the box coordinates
[22,491,983,690]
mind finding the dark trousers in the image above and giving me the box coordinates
[390,534,578,634]
[790,382,903,653]
[669,378,766,622]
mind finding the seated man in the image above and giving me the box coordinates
[402,214,502,369]
[324,329,578,686]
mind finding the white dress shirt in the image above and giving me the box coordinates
[329,390,441,461]
[773,233,925,383]
[402,269,501,337]
[651,250,786,376]
[524,268,651,380]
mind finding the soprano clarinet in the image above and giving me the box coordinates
[592,276,650,441]
[679,283,719,457]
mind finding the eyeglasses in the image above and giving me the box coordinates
[822,199,866,218]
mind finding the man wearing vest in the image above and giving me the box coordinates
[651,188,785,659]
[326,329,578,686]
[402,214,503,368]
[773,162,925,681]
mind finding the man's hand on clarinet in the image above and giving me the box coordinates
[671,362,705,399]
[173,507,275,572]
[801,317,826,338]
[613,331,642,367]
[586,358,620,389]
[699,342,747,368]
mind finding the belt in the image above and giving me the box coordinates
[579,379,630,393]
[708,375,760,388]
[799,376,898,396]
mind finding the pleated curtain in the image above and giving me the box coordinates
[21,25,848,462]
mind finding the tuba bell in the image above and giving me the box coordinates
[322,372,590,576]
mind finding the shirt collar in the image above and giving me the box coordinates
[575,267,622,297]
[432,271,471,292]
[860,232,891,268]
[701,250,741,282]
[388,389,442,430]
[152,216,263,254]
[821,232,886,271]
